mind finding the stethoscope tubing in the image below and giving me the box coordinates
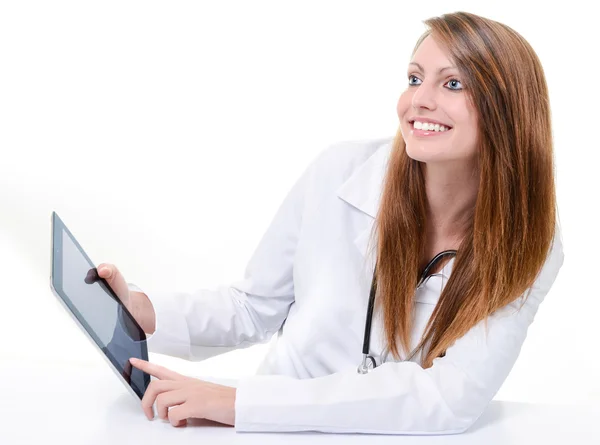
[357,250,457,374]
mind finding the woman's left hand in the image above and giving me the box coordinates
[129,357,236,428]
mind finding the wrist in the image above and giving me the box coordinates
[223,387,237,426]
[213,386,237,427]
[130,291,156,334]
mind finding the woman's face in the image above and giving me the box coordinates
[397,35,479,164]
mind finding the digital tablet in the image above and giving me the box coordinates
[49,211,150,400]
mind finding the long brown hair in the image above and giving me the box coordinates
[366,11,559,369]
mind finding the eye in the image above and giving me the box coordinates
[408,75,421,86]
[445,79,463,91]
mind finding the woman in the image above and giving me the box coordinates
[98,10,564,434]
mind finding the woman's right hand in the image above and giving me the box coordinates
[96,263,131,308]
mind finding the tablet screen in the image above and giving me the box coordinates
[51,212,150,399]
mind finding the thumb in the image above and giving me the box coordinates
[97,265,112,279]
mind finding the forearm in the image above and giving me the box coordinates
[124,282,293,362]
[130,291,156,335]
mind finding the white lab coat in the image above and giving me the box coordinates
[128,137,565,435]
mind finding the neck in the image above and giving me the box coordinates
[423,158,479,242]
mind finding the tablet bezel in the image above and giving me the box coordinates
[49,211,150,400]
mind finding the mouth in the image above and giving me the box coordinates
[408,120,453,136]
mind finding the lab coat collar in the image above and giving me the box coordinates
[335,139,393,265]
[336,139,393,219]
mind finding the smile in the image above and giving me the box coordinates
[409,121,453,137]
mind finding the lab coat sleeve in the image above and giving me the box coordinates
[124,151,320,362]
[234,228,565,434]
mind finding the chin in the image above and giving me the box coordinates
[405,145,448,162]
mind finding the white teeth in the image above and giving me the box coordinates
[413,121,450,132]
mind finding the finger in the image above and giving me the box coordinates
[168,404,191,427]
[141,380,182,420]
[156,389,188,421]
[129,358,185,381]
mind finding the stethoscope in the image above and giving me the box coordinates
[357,249,457,374]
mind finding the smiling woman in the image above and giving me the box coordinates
[373,11,560,370]
[100,10,563,435]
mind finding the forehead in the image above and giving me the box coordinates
[409,35,453,69]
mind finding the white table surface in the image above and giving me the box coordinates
[1,356,598,445]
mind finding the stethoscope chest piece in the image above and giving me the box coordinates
[357,354,376,374]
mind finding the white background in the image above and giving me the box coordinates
[1,0,597,406]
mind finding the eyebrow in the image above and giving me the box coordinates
[408,62,457,74]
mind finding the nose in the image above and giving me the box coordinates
[411,80,437,111]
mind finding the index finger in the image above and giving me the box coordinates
[129,358,185,381]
